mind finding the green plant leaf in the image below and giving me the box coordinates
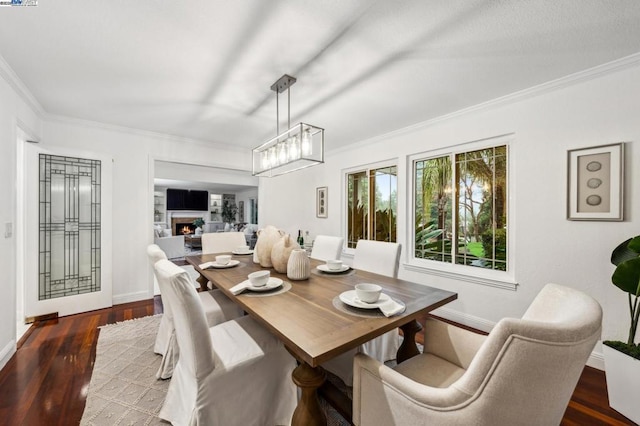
[611,237,639,266]
[612,257,640,295]
[629,236,640,253]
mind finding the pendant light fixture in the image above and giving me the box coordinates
[252,74,324,177]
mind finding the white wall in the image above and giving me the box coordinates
[260,62,640,368]
[0,64,42,369]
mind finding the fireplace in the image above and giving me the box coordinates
[171,217,201,235]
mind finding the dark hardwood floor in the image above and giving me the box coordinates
[0,296,635,425]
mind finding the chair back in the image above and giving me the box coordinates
[448,283,602,424]
[154,259,215,379]
[202,232,247,254]
[310,235,344,261]
[147,244,168,266]
[353,240,401,278]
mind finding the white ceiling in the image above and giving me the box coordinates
[2,0,640,151]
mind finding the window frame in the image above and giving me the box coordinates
[407,135,517,290]
[343,159,398,253]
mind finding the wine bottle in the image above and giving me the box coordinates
[297,230,304,246]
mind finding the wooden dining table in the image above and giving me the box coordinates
[187,252,457,426]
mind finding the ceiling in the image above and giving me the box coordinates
[2,0,640,152]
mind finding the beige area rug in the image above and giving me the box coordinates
[80,314,351,425]
[81,315,169,425]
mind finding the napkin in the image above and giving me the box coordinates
[378,298,405,317]
[229,281,250,295]
[199,261,215,270]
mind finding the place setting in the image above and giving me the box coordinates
[313,259,355,276]
[335,283,405,318]
[231,244,254,255]
[199,254,240,269]
[229,270,291,297]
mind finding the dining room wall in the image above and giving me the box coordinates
[0,63,42,370]
[39,118,252,304]
[259,59,640,368]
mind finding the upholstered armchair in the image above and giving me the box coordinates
[353,283,602,426]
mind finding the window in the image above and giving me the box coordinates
[346,164,397,248]
[414,145,508,271]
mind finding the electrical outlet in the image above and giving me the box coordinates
[5,222,12,238]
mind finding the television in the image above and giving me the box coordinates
[166,188,208,211]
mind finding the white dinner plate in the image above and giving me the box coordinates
[200,260,240,269]
[339,290,391,309]
[243,277,283,292]
[232,249,254,255]
[317,264,351,274]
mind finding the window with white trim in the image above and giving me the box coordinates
[346,164,397,248]
[414,144,508,271]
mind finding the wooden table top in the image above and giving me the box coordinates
[187,253,457,367]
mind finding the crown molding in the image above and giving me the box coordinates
[0,54,45,117]
[328,52,640,156]
[44,113,249,154]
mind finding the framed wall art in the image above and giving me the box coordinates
[567,142,624,221]
[316,186,328,218]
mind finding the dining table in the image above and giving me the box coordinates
[187,252,457,426]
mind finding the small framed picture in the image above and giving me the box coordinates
[567,143,624,221]
[316,186,328,218]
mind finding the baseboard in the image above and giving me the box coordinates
[0,339,16,372]
[431,306,605,371]
[112,290,151,305]
[586,351,605,371]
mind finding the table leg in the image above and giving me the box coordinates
[291,362,327,426]
[196,273,208,292]
[397,320,423,363]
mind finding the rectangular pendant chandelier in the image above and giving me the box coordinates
[252,75,324,177]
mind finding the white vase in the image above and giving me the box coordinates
[287,249,310,281]
[603,344,640,423]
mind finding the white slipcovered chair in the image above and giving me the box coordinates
[147,244,243,379]
[154,259,297,426]
[202,231,247,254]
[323,239,402,385]
[310,235,344,261]
[353,283,602,426]
[354,240,402,363]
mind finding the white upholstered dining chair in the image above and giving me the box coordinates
[323,239,402,385]
[154,259,297,426]
[354,240,402,362]
[202,231,247,254]
[147,244,243,379]
[310,235,344,261]
[352,283,602,426]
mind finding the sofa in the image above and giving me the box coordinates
[154,225,186,259]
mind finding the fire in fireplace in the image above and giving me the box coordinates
[175,223,196,235]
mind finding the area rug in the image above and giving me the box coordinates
[80,315,168,425]
[81,315,351,425]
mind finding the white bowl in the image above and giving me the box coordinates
[236,245,250,253]
[216,255,231,265]
[326,259,343,271]
[355,283,382,303]
[248,270,270,287]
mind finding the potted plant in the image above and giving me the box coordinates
[221,201,238,225]
[192,218,205,235]
[603,235,640,423]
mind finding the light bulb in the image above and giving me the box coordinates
[288,135,300,160]
[278,141,288,164]
[269,146,277,167]
[261,151,269,170]
[301,129,312,156]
